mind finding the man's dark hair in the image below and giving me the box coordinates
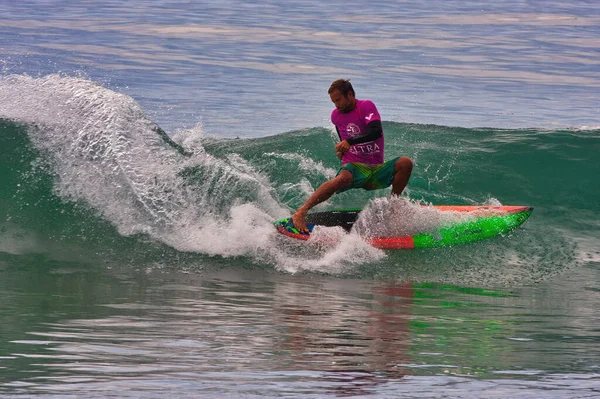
[328,79,355,97]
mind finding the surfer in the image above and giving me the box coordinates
[291,79,413,233]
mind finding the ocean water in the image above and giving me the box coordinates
[1,1,600,397]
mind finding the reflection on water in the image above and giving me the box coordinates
[1,264,599,397]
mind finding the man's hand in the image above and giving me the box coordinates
[335,140,351,155]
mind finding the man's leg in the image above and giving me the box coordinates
[391,156,413,196]
[291,170,353,233]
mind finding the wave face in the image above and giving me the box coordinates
[1,74,598,284]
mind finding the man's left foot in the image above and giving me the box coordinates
[291,211,309,234]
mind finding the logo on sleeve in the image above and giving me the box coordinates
[365,113,374,121]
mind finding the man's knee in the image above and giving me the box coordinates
[395,156,413,175]
[335,170,353,189]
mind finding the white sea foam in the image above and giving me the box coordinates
[576,126,600,131]
[354,196,477,238]
[0,74,387,273]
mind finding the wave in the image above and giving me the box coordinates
[1,74,597,284]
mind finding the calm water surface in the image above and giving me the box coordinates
[2,260,599,397]
[1,0,598,135]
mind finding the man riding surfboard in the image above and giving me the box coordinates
[291,79,413,233]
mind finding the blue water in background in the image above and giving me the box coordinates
[2,0,598,136]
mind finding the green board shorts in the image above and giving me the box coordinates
[336,157,400,193]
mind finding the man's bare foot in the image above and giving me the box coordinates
[291,210,309,234]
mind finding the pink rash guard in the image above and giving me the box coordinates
[331,99,384,165]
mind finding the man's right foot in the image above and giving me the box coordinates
[291,211,309,234]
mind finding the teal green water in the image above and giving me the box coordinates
[1,76,599,397]
[1,79,597,279]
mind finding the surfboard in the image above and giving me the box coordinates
[274,205,533,249]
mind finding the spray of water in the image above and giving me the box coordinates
[1,74,577,283]
[0,74,390,272]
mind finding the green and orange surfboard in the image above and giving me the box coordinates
[275,205,533,249]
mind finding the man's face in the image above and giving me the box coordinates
[329,90,355,113]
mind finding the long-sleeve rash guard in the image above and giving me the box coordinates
[331,99,385,165]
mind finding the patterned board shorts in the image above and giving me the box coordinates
[336,157,400,193]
